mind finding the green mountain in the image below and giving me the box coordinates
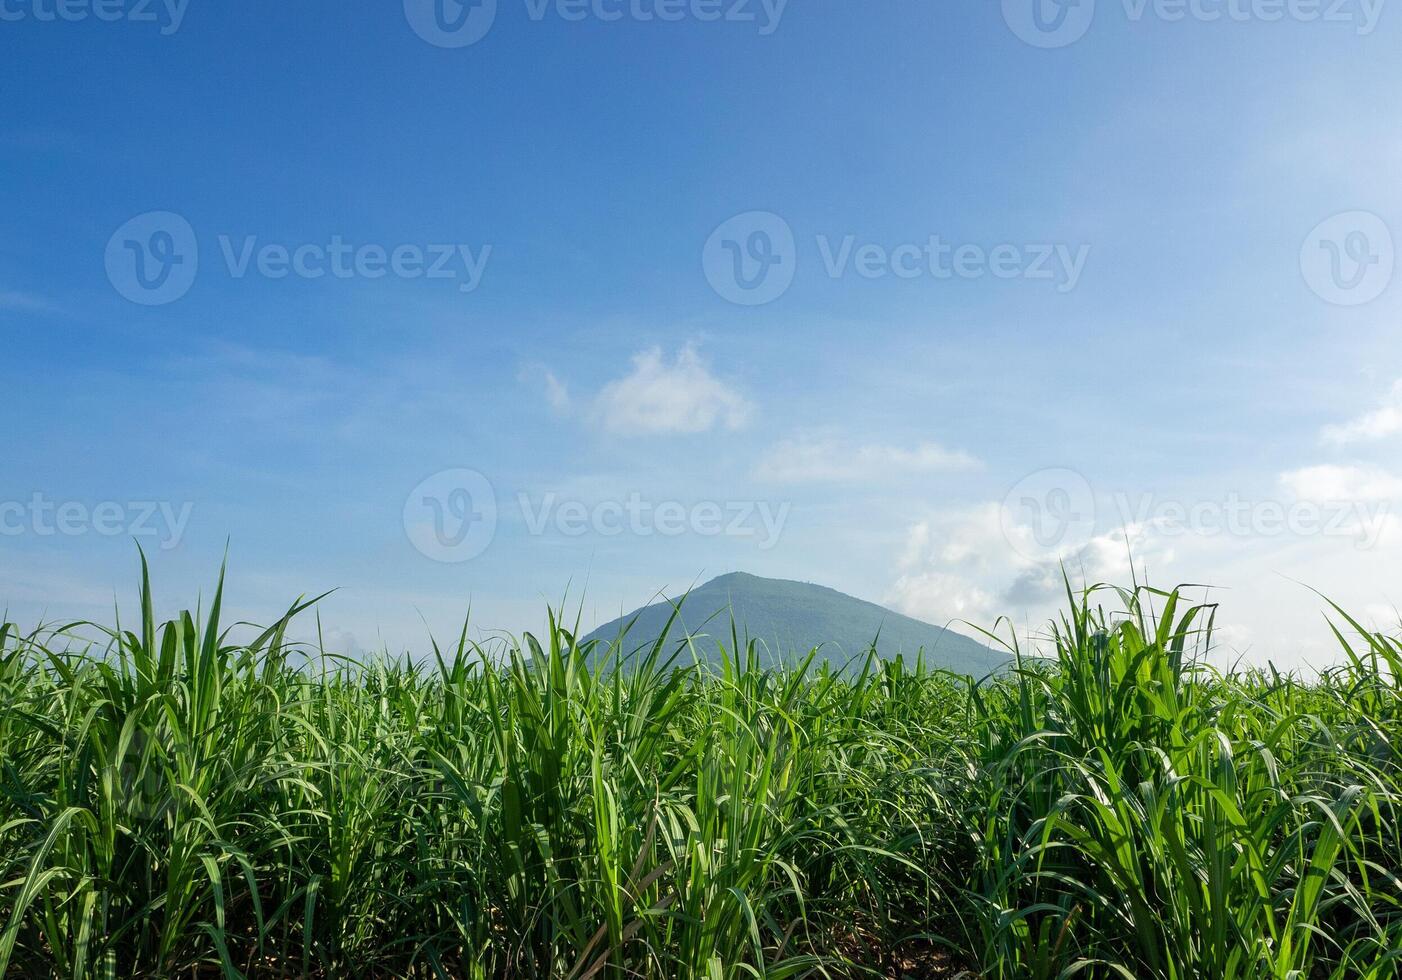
[583,572,1006,677]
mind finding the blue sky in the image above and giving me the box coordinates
[3,0,1401,668]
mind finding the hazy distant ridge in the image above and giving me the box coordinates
[583,572,1006,676]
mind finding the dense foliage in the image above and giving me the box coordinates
[1,560,1399,978]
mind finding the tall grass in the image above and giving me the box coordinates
[962,585,1402,978]
[0,561,1398,978]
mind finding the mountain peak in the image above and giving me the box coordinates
[700,571,759,587]
[586,573,1005,676]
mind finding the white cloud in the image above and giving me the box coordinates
[543,371,570,412]
[1363,604,1402,631]
[887,509,1005,624]
[898,504,1004,570]
[519,363,571,414]
[879,484,1402,672]
[0,289,57,313]
[755,435,979,483]
[1279,464,1402,502]
[885,569,997,625]
[1322,380,1402,445]
[592,345,751,436]
[885,505,1051,630]
[885,504,1175,657]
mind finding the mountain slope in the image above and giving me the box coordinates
[583,572,1006,676]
